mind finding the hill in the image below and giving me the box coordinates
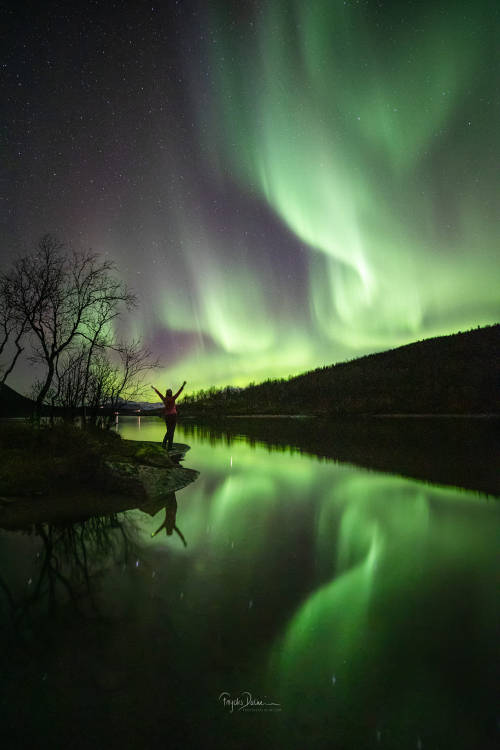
[0,383,36,418]
[181,325,500,416]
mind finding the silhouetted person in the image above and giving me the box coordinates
[151,380,186,450]
[151,493,187,546]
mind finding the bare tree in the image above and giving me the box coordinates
[86,340,159,425]
[4,234,136,418]
[0,275,28,385]
[39,336,159,426]
[40,344,89,421]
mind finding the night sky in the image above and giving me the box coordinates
[3,0,499,391]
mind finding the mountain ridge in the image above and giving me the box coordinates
[181,325,500,416]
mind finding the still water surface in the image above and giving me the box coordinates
[1,416,498,749]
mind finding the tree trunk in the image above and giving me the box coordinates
[33,362,55,421]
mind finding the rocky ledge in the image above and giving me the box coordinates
[99,440,198,499]
[0,438,199,530]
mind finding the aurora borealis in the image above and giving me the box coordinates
[115,416,499,748]
[3,0,499,391]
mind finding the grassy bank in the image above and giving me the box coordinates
[0,422,125,497]
[0,421,183,500]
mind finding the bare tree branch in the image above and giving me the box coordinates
[3,234,137,418]
[0,273,29,384]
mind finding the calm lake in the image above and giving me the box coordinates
[1,416,498,749]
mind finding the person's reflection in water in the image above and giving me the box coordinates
[151,492,187,547]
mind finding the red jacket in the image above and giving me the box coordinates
[153,384,185,416]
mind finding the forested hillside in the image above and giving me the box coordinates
[182,326,500,416]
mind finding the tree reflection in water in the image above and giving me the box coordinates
[0,512,142,631]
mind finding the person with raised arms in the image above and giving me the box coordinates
[151,380,186,450]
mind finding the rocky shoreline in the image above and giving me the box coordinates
[0,436,198,530]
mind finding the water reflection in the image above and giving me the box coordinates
[148,492,187,547]
[180,415,500,497]
[0,513,141,629]
[268,473,499,748]
[0,416,498,749]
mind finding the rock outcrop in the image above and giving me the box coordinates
[0,440,198,530]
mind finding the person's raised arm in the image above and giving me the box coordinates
[151,385,164,401]
[173,381,187,400]
[151,518,167,537]
[174,525,187,547]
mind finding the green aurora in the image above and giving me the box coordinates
[157,0,498,389]
[118,418,498,746]
[3,1,498,393]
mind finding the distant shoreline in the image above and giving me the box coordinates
[180,412,500,419]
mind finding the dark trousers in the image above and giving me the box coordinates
[162,415,177,449]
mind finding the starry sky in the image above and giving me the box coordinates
[3,0,499,392]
